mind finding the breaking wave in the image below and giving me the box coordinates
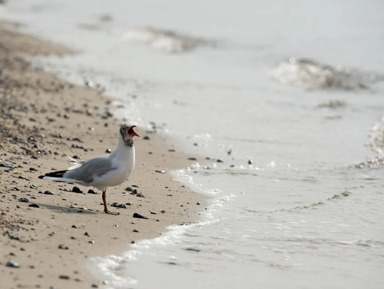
[270,57,384,91]
[113,27,215,53]
[368,116,384,156]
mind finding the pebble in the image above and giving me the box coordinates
[72,186,83,193]
[88,189,97,194]
[59,275,70,280]
[188,157,197,161]
[43,190,54,195]
[0,161,16,168]
[88,240,95,244]
[155,170,166,174]
[136,192,145,198]
[105,148,112,153]
[18,198,29,203]
[111,202,127,209]
[58,244,69,250]
[248,159,253,165]
[133,213,148,219]
[28,203,40,208]
[6,260,20,268]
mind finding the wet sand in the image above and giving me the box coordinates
[0,21,206,289]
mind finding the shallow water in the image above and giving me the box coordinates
[1,0,384,288]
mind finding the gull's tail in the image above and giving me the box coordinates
[39,170,80,184]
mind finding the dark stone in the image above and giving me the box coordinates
[18,198,29,203]
[143,136,150,140]
[136,192,145,198]
[125,187,133,191]
[105,148,112,153]
[185,247,201,252]
[44,190,54,195]
[155,170,166,174]
[188,157,197,161]
[58,244,69,250]
[248,159,253,165]
[28,203,40,208]
[59,275,70,280]
[87,189,97,194]
[72,186,83,193]
[133,213,148,219]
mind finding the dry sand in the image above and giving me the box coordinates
[0,21,206,289]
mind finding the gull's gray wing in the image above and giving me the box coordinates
[64,156,117,184]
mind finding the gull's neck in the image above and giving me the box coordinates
[111,135,135,161]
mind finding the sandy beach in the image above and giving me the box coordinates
[0,21,206,289]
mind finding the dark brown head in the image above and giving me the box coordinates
[120,124,139,147]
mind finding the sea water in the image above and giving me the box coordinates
[1,0,384,288]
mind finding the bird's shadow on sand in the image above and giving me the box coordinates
[39,204,98,215]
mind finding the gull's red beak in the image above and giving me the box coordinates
[128,125,140,137]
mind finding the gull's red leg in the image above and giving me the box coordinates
[102,189,119,215]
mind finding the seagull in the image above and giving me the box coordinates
[39,124,139,215]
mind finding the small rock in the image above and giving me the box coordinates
[188,157,197,161]
[130,189,138,195]
[136,192,145,198]
[6,260,20,268]
[132,229,139,233]
[133,213,148,219]
[105,148,112,153]
[217,159,223,163]
[59,275,70,280]
[143,136,150,140]
[0,161,16,168]
[84,232,90,237]
[88,240,95,244]
[18,198,29,203]
[58,244,69,250]
[125,187,133,191]
[44,190,54,195]
[155,170,166,174]
[88,189,97,194]
[248,159,253,165]
[71,225,77,228]
[28,203,40,208]
[72,186,83,193]
[196,202,201,205]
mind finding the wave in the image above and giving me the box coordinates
[368,116,384,156]
[113,26,216,53]
[270,57,384,91]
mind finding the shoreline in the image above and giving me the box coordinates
[0,22,206,288]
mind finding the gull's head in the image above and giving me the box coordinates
[120,124,139,147]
